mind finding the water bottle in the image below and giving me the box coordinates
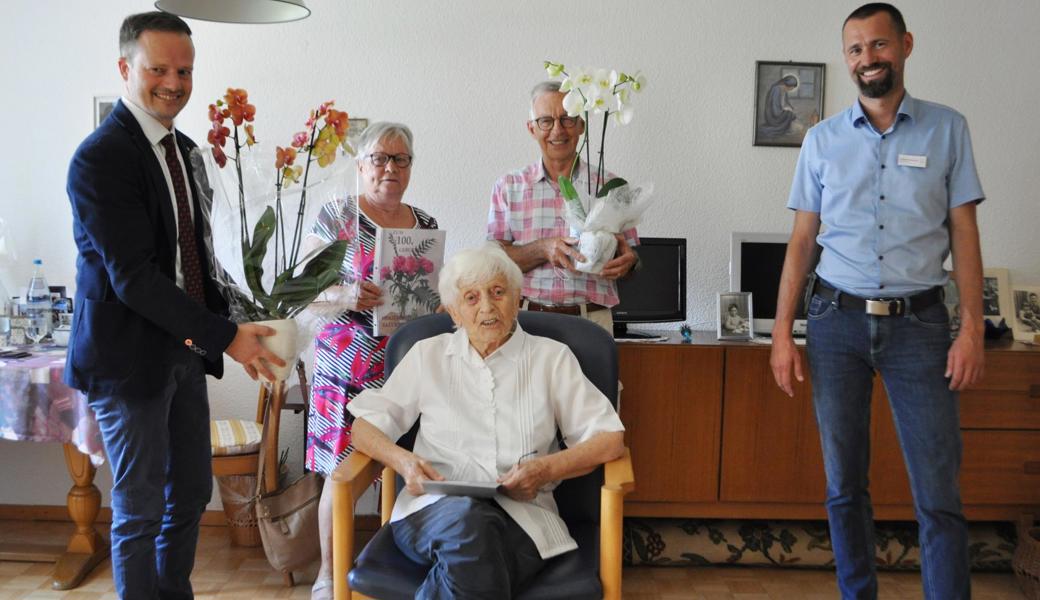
[25,259,51,344]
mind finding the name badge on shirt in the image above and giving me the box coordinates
[897,154,927,168]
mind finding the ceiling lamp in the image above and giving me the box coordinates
[154,0,310,24]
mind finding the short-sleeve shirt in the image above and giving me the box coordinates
[787,93,984,297]
[487,160,639,307]
[347,324,625,559]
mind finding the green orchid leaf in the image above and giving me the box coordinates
[271,240,349,317]
[558,175,580,201]
[596,176,628,198]
[243,206,279,314]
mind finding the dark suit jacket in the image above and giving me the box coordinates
[65,100,237,395]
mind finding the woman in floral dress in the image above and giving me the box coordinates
[305,122,438,599]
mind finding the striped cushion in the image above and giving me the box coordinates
[210,419,262,456]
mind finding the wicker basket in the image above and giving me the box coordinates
[1014,516,1040,600]
[216,474,262,547]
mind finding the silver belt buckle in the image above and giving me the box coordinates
[865,298,901,316]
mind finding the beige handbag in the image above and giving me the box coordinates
[254,398,322,573]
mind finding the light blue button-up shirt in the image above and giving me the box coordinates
[787,93,984,297]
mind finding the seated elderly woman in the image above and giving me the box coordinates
[347,243,625,598]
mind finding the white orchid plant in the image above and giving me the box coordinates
[543,61,652,274]
[543,60,646,200]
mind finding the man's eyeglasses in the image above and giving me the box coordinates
[531,116,580,131]
[366,152,413,168]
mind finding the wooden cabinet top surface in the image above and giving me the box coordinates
[620,330,1040,354]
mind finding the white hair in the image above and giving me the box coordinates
[356,121,413,158]
[438,243,523,307]
[529,80,562,120]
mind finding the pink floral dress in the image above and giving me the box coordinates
[306,200,438,476]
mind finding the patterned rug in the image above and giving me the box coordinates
[623,519,1017,571]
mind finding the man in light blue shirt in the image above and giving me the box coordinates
[770,4,984,599]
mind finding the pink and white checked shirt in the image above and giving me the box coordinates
[487,160,639,307]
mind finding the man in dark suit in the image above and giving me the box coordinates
[66,12,283,599]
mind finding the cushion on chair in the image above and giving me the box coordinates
[348,520,602,600]
[210,419,262,456]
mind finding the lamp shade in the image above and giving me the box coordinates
[154,0,310,24]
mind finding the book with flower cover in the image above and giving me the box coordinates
[372,227,446,337]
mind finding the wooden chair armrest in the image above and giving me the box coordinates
[331,451,384,600]
[330,450,383,499]
[603,447,635,494]
[600,447,633,600]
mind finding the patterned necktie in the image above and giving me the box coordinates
[159,134,206,304]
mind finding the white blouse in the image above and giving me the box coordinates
[347,323,625,559]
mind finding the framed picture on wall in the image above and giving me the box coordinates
[718,292,753,341]
[981,267,1013,325]
[753,61,825,147]
[1011,287,1040,343]
[94,95,118,129]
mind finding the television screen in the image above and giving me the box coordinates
[612,237,687,338]
[729,232,819,336]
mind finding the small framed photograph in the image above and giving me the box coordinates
[718,292,754,341]
[94,95,118,129]
[347,118,368,141]
[753,61,825,147]
[1011,286,1040,343]
[982,267,1013,325]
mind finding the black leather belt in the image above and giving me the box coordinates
[814,280,943,317]
[523,299,608,316]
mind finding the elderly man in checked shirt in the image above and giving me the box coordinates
[487,81,639,333]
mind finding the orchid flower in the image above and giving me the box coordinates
[562,89,585,117]
[543,60,647,198]
[544,61,565,77]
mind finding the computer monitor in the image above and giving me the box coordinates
[729,232,818,336]
[612,237,687,339]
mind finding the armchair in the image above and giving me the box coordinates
[330,311,634,599]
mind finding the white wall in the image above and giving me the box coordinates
[1,0,1037,509]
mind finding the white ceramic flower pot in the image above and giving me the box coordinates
[255,318,298,383]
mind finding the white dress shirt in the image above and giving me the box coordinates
[347,323,625,559]
[120,97,194,291]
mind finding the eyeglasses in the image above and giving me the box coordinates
[366,152,413,168]
[531,116,580,131]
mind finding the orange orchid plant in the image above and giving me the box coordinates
[204,88,352,321]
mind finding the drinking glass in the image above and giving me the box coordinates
[24,315,48,348]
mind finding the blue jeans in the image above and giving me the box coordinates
[391,496,545,599]
[806,290,969,600]
[88,355,212,600]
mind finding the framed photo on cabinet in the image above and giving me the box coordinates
[718,292,753,341]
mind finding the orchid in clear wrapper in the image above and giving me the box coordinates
[543,60,653,273]
[191,88,359,379]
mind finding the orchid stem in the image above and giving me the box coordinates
[233,127,249,250]
[288,118,319,268]
[584,111,592,196]
[596,111,609,196]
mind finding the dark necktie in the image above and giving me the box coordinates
[159,134,206,304]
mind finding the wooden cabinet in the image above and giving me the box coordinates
[617,344,722,504]
[618,333,1040,520]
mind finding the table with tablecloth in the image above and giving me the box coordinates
[0,348,109,590]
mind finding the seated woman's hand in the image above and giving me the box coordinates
[496,459,552,502]
[398,453,444,496]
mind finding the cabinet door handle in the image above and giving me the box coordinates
[1026,462,1040,475]
[1030,384,1040,398]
